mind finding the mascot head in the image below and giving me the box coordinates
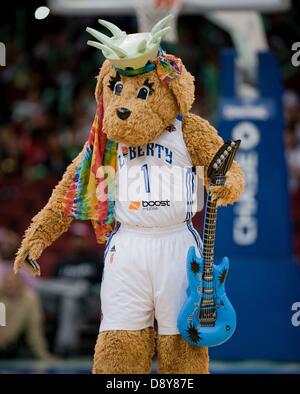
[86,15,195,147]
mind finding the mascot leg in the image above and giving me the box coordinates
[157,334,209,374]
[92,328,155,374]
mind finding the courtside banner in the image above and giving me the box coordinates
[215,49,291,258]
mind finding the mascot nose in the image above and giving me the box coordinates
[117,107,131,120]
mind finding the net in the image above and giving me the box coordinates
[133,0,184,43]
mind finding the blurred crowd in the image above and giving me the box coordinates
[0,2,300,359]
[284,90,300,255]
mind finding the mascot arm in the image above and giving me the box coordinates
[14,149,84,276]
[182,113,244,206]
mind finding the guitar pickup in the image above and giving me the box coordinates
[201,299,215,307]
[203,275,213,281]
[203,288,214,294]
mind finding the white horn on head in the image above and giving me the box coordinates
[87,41,116,57]
[151,14,174,36]
[86,27,128,58]
[98,19,125,39]
[148,27,172,45]
[105,45,127,59]
[86,28,115,47]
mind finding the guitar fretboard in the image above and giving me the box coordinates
[202,192,218,283]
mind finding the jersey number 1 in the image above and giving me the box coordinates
[141,164,151,193]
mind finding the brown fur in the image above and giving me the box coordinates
[15,55,244,373]
[169,63,195,115]
[93,328,155,374]
[14,149,84,276]
[157,335,209,374]
[182,113,244,205]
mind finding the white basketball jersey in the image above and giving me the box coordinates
[115,115,197,227]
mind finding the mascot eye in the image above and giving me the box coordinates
[108,73,122,95]
[137,86,150,100]
[114,81,123,96]
[137,78,154,100]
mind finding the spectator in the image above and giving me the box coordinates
[285,125,300,193]
[0,228,51,359]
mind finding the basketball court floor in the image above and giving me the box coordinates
[0,359,299,374]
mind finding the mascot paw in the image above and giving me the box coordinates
[14,254,41,277]
[25,256,41,276]
[210,178,241,207]
[14,241,44,276]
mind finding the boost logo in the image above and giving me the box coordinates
[142,200,170,208]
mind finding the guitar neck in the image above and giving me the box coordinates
[202,191,218,275]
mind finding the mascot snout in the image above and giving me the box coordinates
[116,107,131,120]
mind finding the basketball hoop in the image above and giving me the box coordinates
[133,0,184,43]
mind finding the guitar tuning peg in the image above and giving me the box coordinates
[217,159,221,164]
[231,141,235,147]
[227,146,232,151]
[224,151,228,156]
[220,154,224,160]
[213,163,218,169]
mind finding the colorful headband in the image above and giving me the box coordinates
[115,48,182,84]
[152,48,182,84]
[115,63,156,77]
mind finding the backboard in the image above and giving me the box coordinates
[49,0,291,15]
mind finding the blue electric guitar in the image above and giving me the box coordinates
[178,140,241,347]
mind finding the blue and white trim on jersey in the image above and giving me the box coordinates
[186,221,203,255]
[185,167,195,221]
[104,222,121,262]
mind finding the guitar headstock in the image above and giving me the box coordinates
[207,140,241,186]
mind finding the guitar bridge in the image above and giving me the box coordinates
[199,311,217,327]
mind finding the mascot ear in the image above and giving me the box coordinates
[169,63,195,115]
[95,60,113,102]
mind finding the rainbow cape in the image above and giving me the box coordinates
[63,97,117,243]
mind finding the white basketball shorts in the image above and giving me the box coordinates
[99,221,203,335]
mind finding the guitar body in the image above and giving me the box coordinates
[178,140,240,347]
[177,246,237,347]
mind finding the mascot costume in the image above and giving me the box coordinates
[14,16,244,374]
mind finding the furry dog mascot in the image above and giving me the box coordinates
[14,16,244,374]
